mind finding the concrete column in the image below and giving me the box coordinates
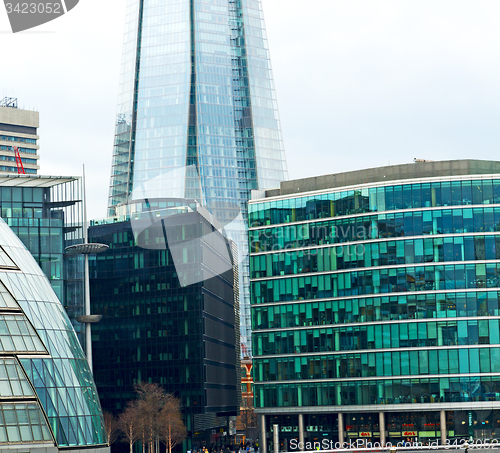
[260,415,266,453]
[273,424,279,453]
[338,413,344,444]
[379,412,386,445]
[298,414,305,451]
[440,410,447,445]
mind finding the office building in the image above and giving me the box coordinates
[249,160,500,450]
[0,217,107,452]
[107,0,289,353]
[0,97,40,174]
[89,201,239,449]
[0,174,85,346]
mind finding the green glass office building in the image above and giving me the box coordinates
[249,160,500,449]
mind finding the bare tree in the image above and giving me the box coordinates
[117,382,187,453]
[159,394,187,453]
[103,411,119,445]
[237,403,257,441]
[118,402,141,453]
[135,382,165,453]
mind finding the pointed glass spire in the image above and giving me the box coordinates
[108,0,288,353]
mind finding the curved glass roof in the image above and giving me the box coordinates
[0,218,107,448]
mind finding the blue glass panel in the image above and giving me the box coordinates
[0,219,106,447]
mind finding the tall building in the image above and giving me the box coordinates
[107,0,289,353]
[0,174,86,346]
[249,160,500,451]
[0,217,107,452]
[89,201,239,449]
[0,97,40,175]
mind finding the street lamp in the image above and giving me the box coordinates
[65,166,108,370]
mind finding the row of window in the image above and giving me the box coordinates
[0,145,37,155]
[251,236,500,278]
[252,291,500,329]
[0,135,37,145]
[0,403,52,444]
[11,225,64,255]
[252,263,500,302]
[5,218,62,228]
[254,376,500,408]
[0,166,36,174]
[254,347,500,381]
[0,187,44,204]
[253,319,500,355]
[249,179,500,226]
[0,315,46,353]
[2,206,44,219]
[0,155,37,165]
[250,208,500,253]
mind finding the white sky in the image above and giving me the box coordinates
[2,1,500,220]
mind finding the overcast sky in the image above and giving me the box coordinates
[2,1,500,220]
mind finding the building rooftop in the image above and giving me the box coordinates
[0,174,78,188]
[256,159,500,199]
[0,104,39,128]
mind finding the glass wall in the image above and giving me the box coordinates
[256,376,500,407]
[249,179,500,227]
[250,175,500,421]
[0,181,84,346]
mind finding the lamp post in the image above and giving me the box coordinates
[66,242,108,369]
[65,166,108,370]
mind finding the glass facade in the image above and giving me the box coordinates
[108,0,289,353]
[0,177,86,347]
[89,208,239,448]
[249,170,500,445]
[0,218,107,449]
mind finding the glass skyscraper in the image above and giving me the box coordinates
[108,0,288,352]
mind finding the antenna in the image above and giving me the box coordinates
[0,97,18,108]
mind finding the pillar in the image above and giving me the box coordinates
[440,410,447,445]
[273,424,279,453]
[379,412,386,445]
[84,253,92,369]
[260,415,266,453]
[298,414,305,451]
[338,413,344,444]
